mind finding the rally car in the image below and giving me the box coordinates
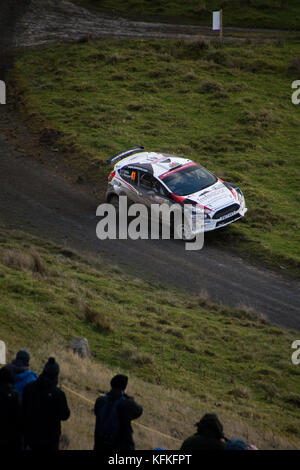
[106,146,247,240]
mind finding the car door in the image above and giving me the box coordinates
[138,171,173,209]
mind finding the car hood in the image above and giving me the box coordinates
[187,180,237,210]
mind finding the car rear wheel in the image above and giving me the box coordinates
[109,194,120,213]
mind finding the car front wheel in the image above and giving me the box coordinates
[175,222,195,242]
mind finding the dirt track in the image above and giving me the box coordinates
[3,0,292,48]
[0,106,299,330]
[0,1,299,330]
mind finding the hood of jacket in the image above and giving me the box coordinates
[14,370,37,395]
[11,362,28,374]
[196,414,224,440]
[37,373,58,390]
[14,369,36,384]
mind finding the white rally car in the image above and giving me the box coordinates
[106,147,247,240]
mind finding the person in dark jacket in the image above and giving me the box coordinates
[22,357,70,450]
[0,365,22,450]
[180,413,225,451]
[94,374,143,452]
[11,349,37,397]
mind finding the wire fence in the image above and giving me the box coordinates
[62,383,181,445]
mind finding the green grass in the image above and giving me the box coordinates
[73,0,300,30]
[1,225,300,446]
[12,38,300,275]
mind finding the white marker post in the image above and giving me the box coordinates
[0,80,6,104]
[0,340,6,365]
[212,9,223,43]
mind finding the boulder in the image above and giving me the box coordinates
[69,337,91,358]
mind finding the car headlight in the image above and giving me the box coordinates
[234,187,244,205]
[192,207,210,219]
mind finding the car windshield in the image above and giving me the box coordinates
[162,164,217,196]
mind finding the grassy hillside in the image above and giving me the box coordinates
[74,0,300,30]
[0,225,300,449]
[12,38,300,275]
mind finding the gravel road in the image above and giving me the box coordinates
[0,122,299,330]
[1,0,291,49]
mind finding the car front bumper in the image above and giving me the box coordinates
[188,206,248,234]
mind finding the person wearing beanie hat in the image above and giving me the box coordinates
[0,365,22,450]
[10,349,37,397]
[22,357,70,450]
[43,357,60,380]
[94,374,143,452]
[180,413,225,451]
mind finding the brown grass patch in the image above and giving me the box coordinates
[83,305,112,332]
[289,57,300,74]
[1,248,48,276]
[4,344,300,450]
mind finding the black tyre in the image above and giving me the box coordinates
[109,194,119,212]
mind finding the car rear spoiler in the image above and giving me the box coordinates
[106,146,144,164]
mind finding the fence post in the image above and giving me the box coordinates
[0,340,6,364]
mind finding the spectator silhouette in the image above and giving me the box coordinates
[22,357,70,450]
[180,413,225,451]
[10,349,37,397]
[94,374,143,452]
[0,365,22,450]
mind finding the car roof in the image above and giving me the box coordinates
[114,151,193,179]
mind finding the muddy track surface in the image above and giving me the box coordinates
[2,0,293,48]
[0,1,299,330]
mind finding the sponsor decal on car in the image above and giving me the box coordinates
[168,162,181,169]
[160,162,196,179]
[115,176,138,193]
[218,210,239,221]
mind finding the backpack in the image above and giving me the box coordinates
[95,395,124,448]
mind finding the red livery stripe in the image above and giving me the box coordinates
[160,162,196,179]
